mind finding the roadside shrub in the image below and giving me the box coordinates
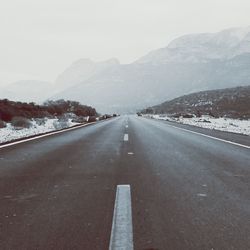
[105,114,112,119]
[98,116,105,121]
[0,99,97,122]
[71,116,88,123]
[58,116,69,122]
[0,119,6,128]
[88,116,97,122]
[172,113,181,118]
[59,113,77,120]
[200,119,211,123]
[196,110,202,118]
[34,118,47,126]
[53,119,69,130]
[99,114,112,120]
[182,114,194,118]
[11,117,32,129]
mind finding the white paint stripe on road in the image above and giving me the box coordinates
[109,185,134,250]
[166,124,250,149]
[125,125,128,128]
[124,134,129,141]
[197,193,207,197]
[0,122,97,149]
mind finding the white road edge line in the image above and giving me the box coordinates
[0,121,97,149]
[167,124,250,149]
[109,185,134,250]
[124,134,129,141]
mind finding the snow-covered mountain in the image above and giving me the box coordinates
[54,58,120,92]
[52,26,250,113]
[137,26,250,64]
[1,26,250,113]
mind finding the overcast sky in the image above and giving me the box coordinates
[0,0,250,85]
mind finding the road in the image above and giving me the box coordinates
[0,115,249,250]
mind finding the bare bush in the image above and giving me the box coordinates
[0,119,6,128]
[34,118,47,126]
[72,116,88,123]
[0,99,97,122]
[88,116,97,122]
[11,117,32,129]
[58,116,69,122]
[53,119,69,130]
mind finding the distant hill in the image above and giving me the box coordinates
[49,26,250,113]
[142,86,250,119]
[1,26,250,113]
[54,58,120,92]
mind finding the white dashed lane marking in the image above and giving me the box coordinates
[197,193,207,197]
[109,185,134,250]
[124,134,129,141]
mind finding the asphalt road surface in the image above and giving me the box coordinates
[0,115,249,250]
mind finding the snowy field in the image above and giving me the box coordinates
[0,118,80,144]
[146,114,250,136]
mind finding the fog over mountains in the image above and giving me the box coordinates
[0,80,52,103]
[1,26,250,113]
[138,26,250,64]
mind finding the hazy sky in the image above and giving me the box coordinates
[0,0,250,85]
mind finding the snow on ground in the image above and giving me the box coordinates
[0,118,80,144]
[146,114,250,136]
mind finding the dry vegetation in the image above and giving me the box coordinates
[142,86,250,119]
[0,99,97,127]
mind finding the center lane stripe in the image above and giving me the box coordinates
[124,134,129,141]
[109,185,134,250]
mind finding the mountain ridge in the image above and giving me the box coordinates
[141,85,250,119]
[136,26,250,64]
[1,26,250,113]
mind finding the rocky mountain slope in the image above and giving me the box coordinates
[1,26,250,113]
[142,85,250,119]
[52,26,250,113]
[54,58,120,92]
[137,26,250,64]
